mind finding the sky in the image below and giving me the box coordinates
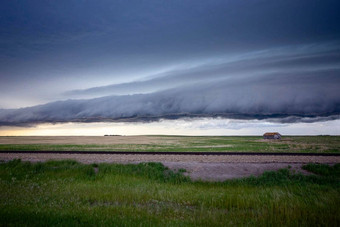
[0,0,339,135]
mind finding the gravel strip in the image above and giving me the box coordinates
[163,162,313,181]
[1,153,338,181]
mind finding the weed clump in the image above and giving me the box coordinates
[302,163,340,177]
[98,162,191,184]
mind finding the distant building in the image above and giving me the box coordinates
[263,132,281,139]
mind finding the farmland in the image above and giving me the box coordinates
[0,160,339,226]
[0,136,339,226]
[0,135,339,153]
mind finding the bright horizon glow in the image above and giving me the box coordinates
[0,118,339,136]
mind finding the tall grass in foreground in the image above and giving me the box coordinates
[0,160,339,226]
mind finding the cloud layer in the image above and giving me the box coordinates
[1,66,339,126]
[1,0,340,109]
[1,42,339,126]
[64,43,340,98]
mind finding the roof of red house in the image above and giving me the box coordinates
[263,132,281,136]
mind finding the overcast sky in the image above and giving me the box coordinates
[0,0,339,135]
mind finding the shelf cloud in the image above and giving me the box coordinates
[1,0,340,133]
[1,68,339,126]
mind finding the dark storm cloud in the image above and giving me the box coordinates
[0,0,340,126]
[0,70,339,126]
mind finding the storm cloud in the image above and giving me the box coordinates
[1,67,339,126]
[0,0,340,129]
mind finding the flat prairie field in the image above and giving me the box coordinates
[0,135,339,153]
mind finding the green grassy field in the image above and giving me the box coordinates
[0,159,339,226]
[0,136,339,153]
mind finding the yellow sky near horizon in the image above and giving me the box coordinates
[0,118,339,136]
